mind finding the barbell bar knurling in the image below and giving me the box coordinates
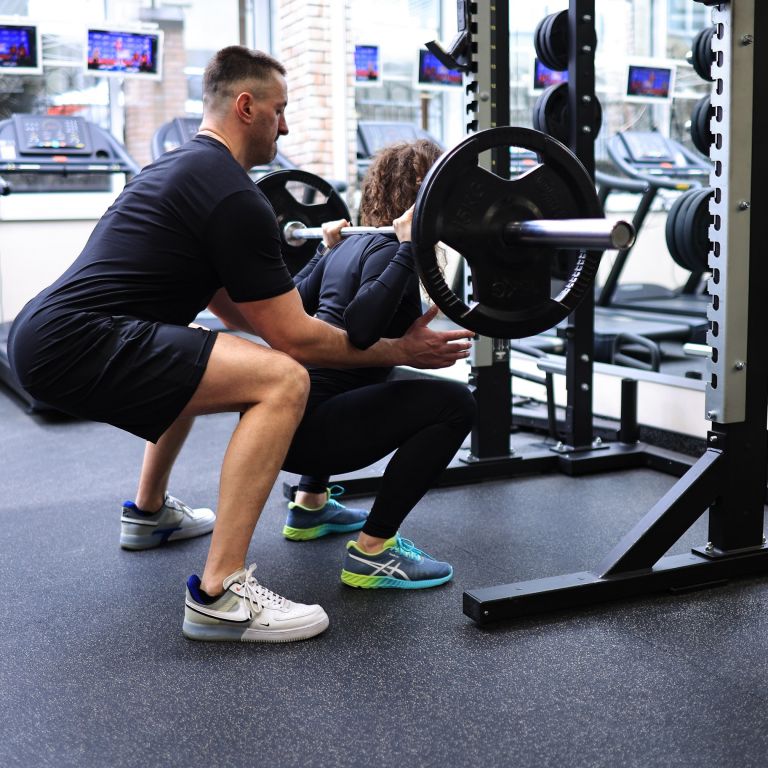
[283,218,635,251]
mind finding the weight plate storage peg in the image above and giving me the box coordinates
[411,126,606,339]
[255,169,351,275]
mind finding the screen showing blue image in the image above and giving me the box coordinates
[626,65,673,100]
[533,58,568,89]
[87,28,162,78]
[418,49,462,87]
[355,45,380,83]
[0,22,40,74]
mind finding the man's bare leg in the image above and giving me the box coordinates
[177,333,310,596]
[134,415,195,511]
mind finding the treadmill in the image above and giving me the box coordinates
[0,113,139,411]
[597,130,712,319]
[150,116,298,177]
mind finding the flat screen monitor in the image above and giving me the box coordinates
[86,26,163,80]
[625,62,675,102]
[532,58,568,90]
[417,49,462,89]
[354,44,380,84]
[0,19,42,75]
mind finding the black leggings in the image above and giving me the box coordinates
[282,378,476,539]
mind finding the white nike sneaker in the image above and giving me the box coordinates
[182,564,329,643]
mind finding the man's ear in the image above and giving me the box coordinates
[235,92,253,121]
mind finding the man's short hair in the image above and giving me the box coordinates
[203,46,286,106]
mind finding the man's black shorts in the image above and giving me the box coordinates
[8,310,217,443]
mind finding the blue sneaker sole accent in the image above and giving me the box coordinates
[340,568,453,589]
[283,520,367,541]
[182,616,330,642]
[120,522,214,550]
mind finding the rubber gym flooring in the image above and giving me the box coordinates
[2,383,768,768]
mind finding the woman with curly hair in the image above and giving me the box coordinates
[281,139,477,590]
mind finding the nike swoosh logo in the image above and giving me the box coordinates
[185,599,251,623]
[121,517,158,527]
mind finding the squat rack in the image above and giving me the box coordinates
[464,0,768,623]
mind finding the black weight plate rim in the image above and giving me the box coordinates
[540,13,559,72]
[703,27,716,82]
[665,190,695,271]
[539,82,569,144]
[683,187,713,273]
[691,28,708,80]
[673,189,700,272]
[689,96,704,153]
[534,16,549,65]
[412,126,603,339]
[548,10,569,72]
[537,84,602,144]
[695,96,713,155]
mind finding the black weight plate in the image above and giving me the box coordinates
[255,169,351,275]
[531,86,554,134]
[682,187,713,273]
[533,83,602,145]
[546,10,569,72]
[533,16,549,65]
[693,26,715,82]
[412,126,603,339]
[696,96,714,155]
[674,189,700,272]
[665,190,694,271]
[689,96,705,154]
[690,28,708,80]
[538,13,561,72]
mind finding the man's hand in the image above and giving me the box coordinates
[396,305,472,369]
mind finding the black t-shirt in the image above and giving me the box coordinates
[293,232,423,393]
[19,135,293,326]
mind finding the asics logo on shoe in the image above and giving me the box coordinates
[185,598,252,624]
[348,552,410,580]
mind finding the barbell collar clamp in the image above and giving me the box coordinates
[284,218,636,252]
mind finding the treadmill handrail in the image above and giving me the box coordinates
[595,169,649,195]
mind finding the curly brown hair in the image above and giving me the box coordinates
[358,139,443,227]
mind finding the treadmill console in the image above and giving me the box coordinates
[609,131,710,181]
[13,114,93,155]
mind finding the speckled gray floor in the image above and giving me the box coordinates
[2,385,768,768]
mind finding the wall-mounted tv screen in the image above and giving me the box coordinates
[625,62,675,102]
[417,49,462,89]
[86,26,163,80]
[0,19,42,75]
[532,58,568,90]
[354,44,380,84]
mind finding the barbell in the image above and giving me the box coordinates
[255,126,637,339]
[283,218,635,251]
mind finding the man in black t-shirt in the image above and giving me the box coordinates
[7,46,472,644]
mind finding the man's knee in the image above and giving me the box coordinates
[268,355,310,410]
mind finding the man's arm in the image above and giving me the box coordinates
[210,286,471,369]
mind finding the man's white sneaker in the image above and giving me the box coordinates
[182,564,329,643]
[120,492,215,550]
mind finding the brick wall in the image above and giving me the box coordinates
[272,0,357,194]
[123,17,188,170]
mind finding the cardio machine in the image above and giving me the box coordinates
[0,114,139,412]
[597,130,712,318]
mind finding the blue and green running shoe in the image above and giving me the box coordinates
[282,485,368,541]
[341,533,453,589]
